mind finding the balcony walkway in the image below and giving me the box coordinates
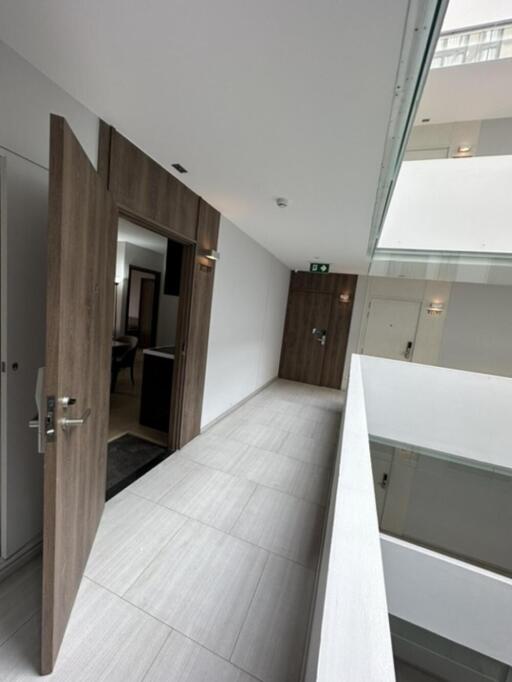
[0,379,342,681]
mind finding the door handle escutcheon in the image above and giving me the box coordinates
[59,408,91,431]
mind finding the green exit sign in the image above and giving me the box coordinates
[310,262,330,274]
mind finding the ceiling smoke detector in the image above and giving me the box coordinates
[275,197,289,208]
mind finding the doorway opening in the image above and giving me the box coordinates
[107,216,184,498]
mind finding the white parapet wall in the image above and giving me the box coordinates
[304,355,395,681]
[359,355,512,667]
[382,535,512,667]
[305,353,512,680]
[360,355,512,469]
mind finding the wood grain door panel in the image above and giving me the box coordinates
[279,290,332,385]
[320,274,357,388]
[42,115,118,674]
[279,272,357,388]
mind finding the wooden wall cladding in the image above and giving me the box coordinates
[104,124,199,241]
[179,199,220,445]
[98,120,220,449]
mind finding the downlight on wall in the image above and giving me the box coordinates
[427,301,444,315]
[200,248,220,261]
[453,145,472,158]
[339,293,351,304]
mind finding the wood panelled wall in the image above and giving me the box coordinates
[280,271,357,389]
[180,201,220,443]
[98,121,220,447]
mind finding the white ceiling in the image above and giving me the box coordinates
[0,0,414,273]
[415,58,512,124]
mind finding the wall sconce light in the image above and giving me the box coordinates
[200,248,220,261]
[454,145,472,158]
[427,301,444,315]
[339,292,351,304]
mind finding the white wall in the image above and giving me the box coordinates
[116,238,178,347]
[344,275,512,385]
[382,536,512,668]
[201,217,289,427]
[360,355,512,469]
[342,276,451,389]
[379,155,512,253]
[0,41,99,562]
[0,40,98,169]
[439,282,512,377]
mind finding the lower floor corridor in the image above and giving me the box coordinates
[0,379,342,681]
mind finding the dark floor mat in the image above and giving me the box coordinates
[107,433,171,500]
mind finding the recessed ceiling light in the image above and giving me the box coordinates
[172,163,188,174]
[421,118,430,123]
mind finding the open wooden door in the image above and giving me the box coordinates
[40,115,117,674]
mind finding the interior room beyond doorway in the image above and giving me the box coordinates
[108,217,182,498]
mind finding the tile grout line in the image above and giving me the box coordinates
[91,500,190,598]
[225,483,260,535]
[125,488,318,572]
[0,608,40,654]
[227,550,271,665]
[85,576,266,682]
[129,453,329,510]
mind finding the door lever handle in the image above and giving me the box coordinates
[59,408,91,431]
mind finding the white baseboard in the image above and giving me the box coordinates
[200,377,277,434]
[0,537,41,584]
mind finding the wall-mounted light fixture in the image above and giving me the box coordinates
[339,292,351,304]
[200,248,220,261]
[427,301,444,315]
[454,145,472,158]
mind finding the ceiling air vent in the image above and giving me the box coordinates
[172,163,188,174]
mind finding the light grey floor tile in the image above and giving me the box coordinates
[0,558,41,647]
[125,520,268,659]
[179,434,249,473]
[230,446,330,505]
[145,630,257,682]
[128,454,201,502]
[232,554,314,682]
[279,431,336,468]
[0,578,169,681]
[229,422,288,453]
[231,486,324,568]
[299,403,342,425]
[85,492,186,595]
[269,411,318,438]
[206,414,247,438]
[264,397,304,415]
[240,405,277,426]
[158,465,257,532]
